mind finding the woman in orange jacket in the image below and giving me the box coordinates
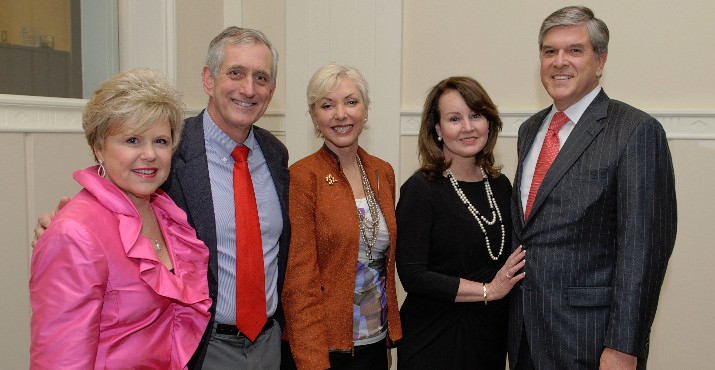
[282,63,402,369]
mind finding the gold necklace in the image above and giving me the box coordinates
[355,155,380,261]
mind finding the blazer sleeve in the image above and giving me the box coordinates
[282,169,330,370]
[30,220,108,369]
[396,175,460,301]
[605,116,677,356]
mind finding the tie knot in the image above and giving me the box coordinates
[548,112,570,133]
[231,145,249,163]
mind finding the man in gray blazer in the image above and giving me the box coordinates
[162,27,291,369]
[508,6,677,370]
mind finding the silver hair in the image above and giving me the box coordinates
[205,26,279,84]
[539,6,609,58]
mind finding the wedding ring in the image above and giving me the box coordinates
[506,272,512,278]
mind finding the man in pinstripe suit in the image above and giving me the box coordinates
[508,6,677,370]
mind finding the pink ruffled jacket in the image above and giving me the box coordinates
[30,167,211,370]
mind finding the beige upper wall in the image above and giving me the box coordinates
[175,0,223,109]
[243,0,286,114]
[402,0,715,112]
[176,0,715,113]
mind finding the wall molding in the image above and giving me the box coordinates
[0,95,86,132]
[2,95,713,140]
[400,110,715,140]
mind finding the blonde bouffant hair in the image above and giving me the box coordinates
[83,68,184,161]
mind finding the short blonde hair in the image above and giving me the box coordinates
[83,68,184,160]
[306,63,370,112]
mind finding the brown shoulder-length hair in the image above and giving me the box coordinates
[417,76,503,179]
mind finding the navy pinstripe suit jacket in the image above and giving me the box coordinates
[162,112,291,369]
[509,90,677,369]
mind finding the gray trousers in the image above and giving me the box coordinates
[202,319,281,370]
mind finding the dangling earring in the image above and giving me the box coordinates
[97,159,106,178]
[437,136,442,142]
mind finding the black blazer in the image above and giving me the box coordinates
[509,91,677,369]
[162,112,290,369]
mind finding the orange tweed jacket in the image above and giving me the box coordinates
[282,146,402,369]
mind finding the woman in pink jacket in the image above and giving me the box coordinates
[30,69,211,370]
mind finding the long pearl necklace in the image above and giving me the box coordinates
[446,166,505,261]
[355,155,380,261]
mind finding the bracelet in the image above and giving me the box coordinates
[483,282,488,306]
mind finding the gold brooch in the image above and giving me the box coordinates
[325,174,337,185]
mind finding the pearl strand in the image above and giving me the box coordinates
[446,166,505,261]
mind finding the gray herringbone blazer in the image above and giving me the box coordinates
[508,90,677,369]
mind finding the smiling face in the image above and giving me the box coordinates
[202,42,276,143]
[540,24,607,111]
[310,77,367,153]
[435,89,490,163]
[94,119,173,206]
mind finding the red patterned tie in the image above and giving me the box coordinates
[231,145,266,341]
[524,112,570,219]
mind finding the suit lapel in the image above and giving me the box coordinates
[514,108,550,229]
[524,91,610,226]
[173,113,219,283]
[253,126,288,217]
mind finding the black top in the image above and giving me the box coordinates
[396,171,513,369]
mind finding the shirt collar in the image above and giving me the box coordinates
[202,110,257,155]
[550,85,602,124]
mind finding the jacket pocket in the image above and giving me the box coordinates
[567,286,612,307]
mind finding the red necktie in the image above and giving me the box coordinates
[231,145,266,341]
[524,112,570,219]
